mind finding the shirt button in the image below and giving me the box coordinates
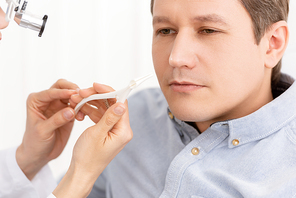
[191,147,200,155]
[232,139,240,146]
[168,112,174,119]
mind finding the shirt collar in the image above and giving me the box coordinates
[226,76,296,148]
[167,108,200,143]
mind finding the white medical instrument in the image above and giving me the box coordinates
[5,0,48,37]
[74,74,153,115]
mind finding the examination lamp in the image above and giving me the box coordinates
[5,0,47,37]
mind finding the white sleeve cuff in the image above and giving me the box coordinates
[31,161,57,198]
[47,193,56,198]
[0,147,57,198]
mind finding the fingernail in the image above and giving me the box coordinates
[94,82,101,86]
[114,105,125,115]
[76,88,80,94]
[71,94,79,99]
[64,109,74,120]
[77,111,84,119]
[68,90,77,95]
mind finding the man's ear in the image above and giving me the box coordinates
[264,21,289,69]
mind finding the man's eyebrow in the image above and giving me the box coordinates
[152,14,229,26]
[153,16,170,26]
[192,14,229,26]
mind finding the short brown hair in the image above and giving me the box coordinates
[150,0,290,86]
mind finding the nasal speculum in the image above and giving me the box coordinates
[74,74,153,115]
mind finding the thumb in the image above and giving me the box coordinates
[43,107,75,133]
[92,103,126,135]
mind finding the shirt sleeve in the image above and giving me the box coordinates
[0,147,57,198]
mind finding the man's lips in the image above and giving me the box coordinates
[169,81,205,92]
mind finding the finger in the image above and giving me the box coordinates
[78,83,115,98]
[113,100,130,129]
[92,103,126,136]
[75,111,85,121]
[42,107,75,134]
[121,101,131,128]
[79,103,105,123]
[29,89,77,104]
[70,94,84,105]
[50,79,79,90]
[79,87,98,98]
[87,100,109,110]
[81,99,116,121]
[61,99,71,105]
[108,101,132,145]
[69,98,78,109]
[93,83,115,93]
[106,98,117,107]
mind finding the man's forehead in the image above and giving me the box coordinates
[153,0,219,6]
[153,14,229,26]
[154,0,216,3]
[152,0,241,25]
[153,0,240,10]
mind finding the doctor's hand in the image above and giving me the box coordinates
[16,79,79,180]
[53,83,132,198]
[53,98,133,198]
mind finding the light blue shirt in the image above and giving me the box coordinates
[88,74,296,198]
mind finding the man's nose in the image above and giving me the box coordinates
[169,31,198,69]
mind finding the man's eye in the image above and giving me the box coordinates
[199,29,217,34]
[158,29,175,35]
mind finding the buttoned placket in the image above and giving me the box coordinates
[160,121,229,198]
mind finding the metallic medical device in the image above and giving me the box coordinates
[5,0,47,37]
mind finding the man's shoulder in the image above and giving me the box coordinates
[127,87,169,121]
[129,87,164,100]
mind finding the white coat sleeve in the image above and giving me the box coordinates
[0,147,57,198]
[47,194,56,198]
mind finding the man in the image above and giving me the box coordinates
[0,6,8,40]
[0,7,132,198]
[76,0,296,197]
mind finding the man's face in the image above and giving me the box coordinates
[152,0,272,132]
[0,7,9,39]
[0,8,8,29]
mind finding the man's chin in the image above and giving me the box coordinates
[169,105,213,122]
[170,108,198,121]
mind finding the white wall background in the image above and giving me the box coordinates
[0,0,295,180]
